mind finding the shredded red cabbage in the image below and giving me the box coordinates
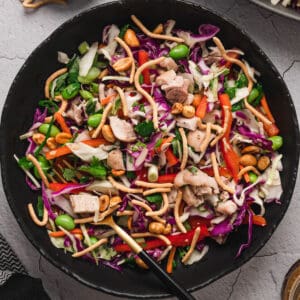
[210,218,233,236]
[236,209,253,257]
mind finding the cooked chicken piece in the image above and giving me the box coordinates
[156,70,177,85]
[158,151,167,167]
[65,102,83,126]
[159,57,178,71]
[161,76,184,91]
[109,116,137,142]
[187,129,206,152]
[174,168,219,194]
[180,73,194,89]
[216,200,237,215]
[165,86,188,103]
[182,186,204,207]
[70,193,99,214]
[107,149,125,170]
[167,188,178,204]
[192,186,213,196]
[176,116,198,131]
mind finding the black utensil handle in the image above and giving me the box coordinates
[138,251,196,300]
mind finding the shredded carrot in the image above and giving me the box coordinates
[240,165,250,183]
[192,94,202,107]
[260,96,275,123]
[49,228,82,237]
[252,215,267,227]
[100,94,115,106]
[157,136,173,152]
[260,96,279,136]
[165,148,179,167]
[54,112,71,134]
[127,216,133,231]
[45,138,107,160]
[166,246,176,274]
[195,95,208,119]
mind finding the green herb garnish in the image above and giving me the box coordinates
[134,121,154,137]
[62,168,76,181]
[146,193,163,204]
[79,157,107,178]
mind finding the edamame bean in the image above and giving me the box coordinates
[249,172,258,183]
[268,135,283,150]
[33,155,50,179]
[61,82,80,100]
[87,114,102,128]
[89,236,98,245]
[39,123,60,137]
[55,214,75,231]
[169,44,190,60]
[80,90,93,100]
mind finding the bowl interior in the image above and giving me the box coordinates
[0,0,299,298]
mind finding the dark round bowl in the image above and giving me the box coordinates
[0,0,299,298]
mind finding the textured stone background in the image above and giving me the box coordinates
[0,0,299,299]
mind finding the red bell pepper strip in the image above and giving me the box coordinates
[138,50,151,85]
[49,183,71,192]
[188,216,211,228]
[165,148,179,167]
[201,166,232,178]
[114,226,209,252]
[195,95,208,119]
[157,173,177,183]
[219,93,232,140]
[220,139,240,182]
[48,183,86,194]
[218,94,240,182]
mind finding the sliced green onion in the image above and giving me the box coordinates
[147,165,158,182]
[78,41,89,55]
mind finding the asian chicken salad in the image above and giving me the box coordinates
[15,15,283,272]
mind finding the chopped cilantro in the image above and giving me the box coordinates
[189,166,198,175]
[62,168,76,181]
[139,103,145,113]
[79,176,90,183]
[79,157,107,178]
[178,247,188,259]
[146,193,163,204]
[18,157,33,170]
[38,99,59,113]
[134,121,154,137]
[155,138,163,149]
[126,171,136,180]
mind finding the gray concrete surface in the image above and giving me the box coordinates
[0,0,299,299]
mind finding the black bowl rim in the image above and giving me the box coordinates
[0,0,299,298]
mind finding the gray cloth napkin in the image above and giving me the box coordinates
[0,233,27,285]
